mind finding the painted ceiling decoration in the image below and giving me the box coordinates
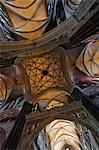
[21,50,66,95]
[76,40,99,77]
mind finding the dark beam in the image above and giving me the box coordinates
[2,101,33,150]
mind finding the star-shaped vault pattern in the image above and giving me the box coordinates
[22,51,66,96]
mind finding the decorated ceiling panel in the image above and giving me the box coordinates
[14,47,73,109]
[21,50,66,96]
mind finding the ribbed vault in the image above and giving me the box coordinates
[0,0,48,40]
[21,50,66,95]
[45,119,81,150]
[76,40,99,77]
[16,47,72,109]
[0,1,99,150]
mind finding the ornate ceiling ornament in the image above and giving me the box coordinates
[22,51,65,95]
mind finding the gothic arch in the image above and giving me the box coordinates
[19,114,99,150]
[14,63,31,102]
[1,0,97,59]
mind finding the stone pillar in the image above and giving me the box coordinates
[3,101,33,149]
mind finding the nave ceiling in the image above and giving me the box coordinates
[0,0,99,150]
